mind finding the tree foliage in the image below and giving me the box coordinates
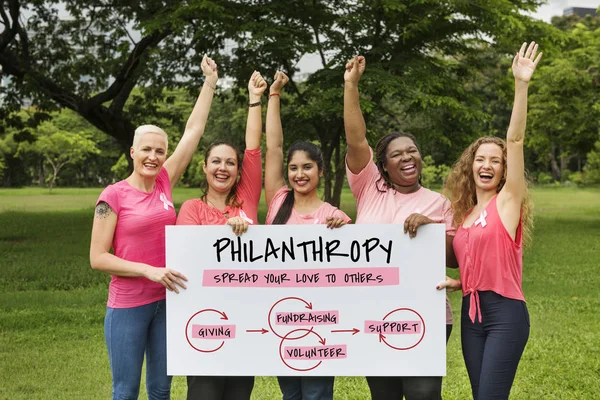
[528,13,600,180]
[3,0,599,196]
[16,117,100,190]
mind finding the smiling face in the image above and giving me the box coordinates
[203,144,240,195]
[130,132,168,179]
[472,143,504,192]
[383,136,422,191]
[288,150,321,195]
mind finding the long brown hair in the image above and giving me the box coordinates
[444,136,533,246]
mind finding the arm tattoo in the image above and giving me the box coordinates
[95,202,114,219]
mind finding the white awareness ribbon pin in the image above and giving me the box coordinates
[474,210,488,228]
[159,193,174,211]
[239,210,254,224]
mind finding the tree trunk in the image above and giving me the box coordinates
[49,167,58,193]
[331,135,345,208]
[550,143,561,181]
[38,158,45,186]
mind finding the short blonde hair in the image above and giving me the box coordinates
[132,124,168,149]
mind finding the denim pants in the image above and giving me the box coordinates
[277,376,334,400]
[365,325,452,400]
[105,299,171,400]
[461,291,529,400]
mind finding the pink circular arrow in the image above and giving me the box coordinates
[268,296,314,340]
[278,328,325,372]
[379,308,426,351]
[185,309,229,353]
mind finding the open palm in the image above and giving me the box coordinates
[512,42,542,83]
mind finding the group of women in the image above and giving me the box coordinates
[90,41,542,400]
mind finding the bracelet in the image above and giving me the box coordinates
[269,92,280,98]
[248,101,262,107]
[204,80,216,91]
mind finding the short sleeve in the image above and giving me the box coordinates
[442,198,456,236]
[332,208,352,224]
[97,185,121,215]
[176,200,201,225]
[236,148,263,220]
[345,147,379,203]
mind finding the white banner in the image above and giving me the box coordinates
[166,224,446,376]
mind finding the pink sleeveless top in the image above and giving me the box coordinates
[453,196,525,323]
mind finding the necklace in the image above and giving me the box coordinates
[205,197,229,218]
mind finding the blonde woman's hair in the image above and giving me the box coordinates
[132,124,168,149]
[444,136,534,247]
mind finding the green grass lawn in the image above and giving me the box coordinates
[0,186,599,399]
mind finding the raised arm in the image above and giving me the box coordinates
[344,56,371,174]
[265,71,289,206]
[163,55,218,188]
[89,202,187,292]
[246,71,267,150]
[498,42,542,216]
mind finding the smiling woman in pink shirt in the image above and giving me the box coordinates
[89,55,218,400]
[343,56,457,400]
[442,42,541,400]
[265,71,350,400]
[176,71,268,400]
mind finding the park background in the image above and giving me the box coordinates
[0,0,599,398]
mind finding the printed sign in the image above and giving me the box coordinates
[166,224,446,376]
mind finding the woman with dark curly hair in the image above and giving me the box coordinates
[343,55,457,400]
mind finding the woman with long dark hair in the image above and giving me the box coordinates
[265,71,350,400]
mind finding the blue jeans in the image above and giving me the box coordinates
[277,376,334,400]
[461,291,529,400]
[105,300,171,400]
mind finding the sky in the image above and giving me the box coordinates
[531,0,599,20]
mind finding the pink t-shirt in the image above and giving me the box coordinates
[453,195,525,323]
[265,186,351,225]
[97,167,176,308]
[177,148,262,226]
[346,151,455,324]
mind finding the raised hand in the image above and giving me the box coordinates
[270,71,289,94]
[344,56,366,86]
[512,42,542,83]
[248,71,267,102]
[201,54,218,82]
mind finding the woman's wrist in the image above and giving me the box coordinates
[249,94,262,103]
[204,77,218,91]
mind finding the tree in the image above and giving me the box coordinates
[0,0,238,153]
[1,0,558,202]
[17,121,100,190]
[224,0,549,205]
[528,15,600,180]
